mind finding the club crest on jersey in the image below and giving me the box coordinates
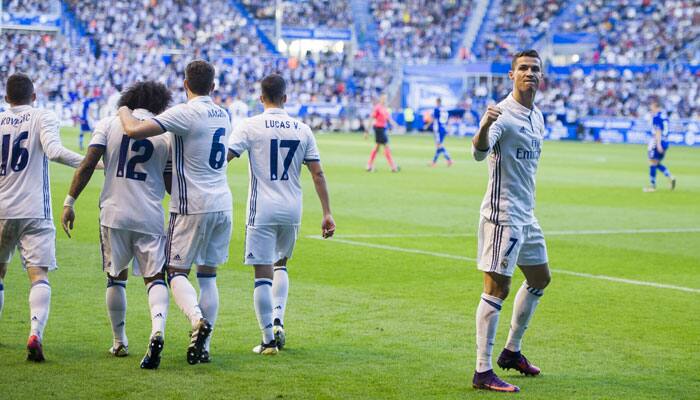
[519,126,527,134]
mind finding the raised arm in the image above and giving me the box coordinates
[118,106,165,139]
[61,145,105,237]
[305,161,335,238]
[472,105,502,161]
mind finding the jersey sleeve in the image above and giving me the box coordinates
[472,119,504,161]
[227,121,249,157]
[153,104,195,136]
[88,117,112,148]
[40,110,85,168]
[303,128,320,163]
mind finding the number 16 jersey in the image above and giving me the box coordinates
[90,109,171,235]
[228,108,320,226]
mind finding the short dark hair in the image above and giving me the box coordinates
[185,60,215,96]
[5,73,34,105]
[118,81,172,115]
[261,74,286,104]
[511,49,542,70]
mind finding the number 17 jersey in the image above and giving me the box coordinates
[90,109,171,235]
[228,108,320,226]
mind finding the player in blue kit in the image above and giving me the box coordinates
[79,97,97,151]
[644,98,676,192]
[429,98,453,167]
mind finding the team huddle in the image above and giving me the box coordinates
[0,61,335,368]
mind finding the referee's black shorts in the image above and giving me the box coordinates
[373,127,388,144]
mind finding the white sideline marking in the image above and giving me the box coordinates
[323,227,700,239]
[308,237,700,294]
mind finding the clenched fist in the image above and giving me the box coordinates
[480,105,502,128]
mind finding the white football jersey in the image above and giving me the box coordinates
[472,93,545,226]
[90,109,171,235]
[0,105,81,219]
[228,108,320,226]
[153,96,232,215]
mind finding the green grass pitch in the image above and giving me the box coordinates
[0,128,698,399]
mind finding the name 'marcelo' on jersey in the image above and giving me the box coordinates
[90,109,171,235]
[228,108,320,226]
[472,93,546,226]
[152,96,232,215]
[0,105,83,220]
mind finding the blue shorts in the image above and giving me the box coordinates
[648,141,669,161]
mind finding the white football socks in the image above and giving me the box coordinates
[29,280,51,340]
[197,273,218,351]
[505,282,544,353]
[106,279,128,346]
[254,278,274,343]
[169,273,203,327]
[146,280,169,339]
[272,267,289,326]
[475,293,503,373]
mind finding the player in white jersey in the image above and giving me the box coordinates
[227,74,335,355]
[118,60,231,365]
[228,94,249,128]
[470,50,552,393]
[0,73,85,362]
[61,81,173,369]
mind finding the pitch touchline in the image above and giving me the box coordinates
[307,237,700,294]
[321,227,700,239]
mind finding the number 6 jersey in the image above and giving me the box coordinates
[228,108,320,226]
[0,105,83,220]
[152,96,232,215]
[90,109,171,235]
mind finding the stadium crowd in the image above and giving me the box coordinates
[561,0,700,64]
[370,0,473,61]
[478,0,564,61]
[241,0,351,28]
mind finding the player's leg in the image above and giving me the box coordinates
[165,213,211,364]
[645,145,659,192]
[655,145,675,189]
[0,219,19,322]
[134,233,168,369]
[253,264,278,355]
[100,226,132,356]
[194,211,232,362]
[245,225,278,355]
[141,274,167,369]
[18,219,57,362]
[367,143,380,171]
[196,265,218,362]
[499,222,550,376]
[473,218,520,392]
[431,143,442,166]
[272,257,289,348]
[26,266,50,362]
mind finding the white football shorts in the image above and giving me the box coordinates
[0,218,57,270]
[244,224,299,265]
[477,217,548,277]
[166,211,232,269]
[100,226,166,278]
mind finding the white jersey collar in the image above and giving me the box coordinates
[263,107,287,115]
[507,92,537,116]
[188,96,212,104]
[8,105,32,113]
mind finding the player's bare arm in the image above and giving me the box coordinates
[473,105,502,152]
[61,146,104,238]
[655,127,664,153]
[306,161,335,238]
[118,106,164,139]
